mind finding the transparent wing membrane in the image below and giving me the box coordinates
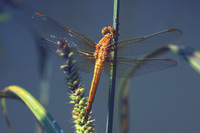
[70,49,95,72]
[32,13,96,52]
[104,57,177,77]
[117,29,182,57]
[39,38,95,73]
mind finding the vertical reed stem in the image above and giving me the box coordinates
[106,0,120,132]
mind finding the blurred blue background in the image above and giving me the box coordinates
[0,0,200,133]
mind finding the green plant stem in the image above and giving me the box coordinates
[106,0,120,132]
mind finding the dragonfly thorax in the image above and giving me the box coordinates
[94,32,113,61]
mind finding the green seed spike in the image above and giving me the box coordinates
[79,105,84,109]
[67,86,73,91]
[68,52,74,58]
[78,113,83,118]
[76,74,81,81]
[79,88,84,93]
[70,96,77,101]
[75,89,80,95]
[72,60,76,64]
[60,65,67,70]
[66,73,72,79]
[82,97,86,101]
[73,80,79,86]
[72,115,79,120]
[68,71,77,79]
[75,89,82,96]
[70,98,76,102]
[80,84,85,88]
[65,76,71,81]
[73,111,80,116]
[67,82,73,87]
[69,95,75,99]
[79,126,85,132]
[74,124,79,129]
[87,127,92,132]
[72,74,79,82]
[59,52,65,57]
[80,92,85,97]
[79,99,85,105]
[86,120,91,125]
[74,107,81,112]
[73,69,78,76]
[71,66,77,72]
[80,110,85,115]
[76,118,82,124]
[70,101,76,104]
[65,79,72,84]
[76,124,82,131]
[76,95,81,101]
[73,107,78,111]
[75,104,79,107]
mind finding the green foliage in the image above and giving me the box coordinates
[0,86,63,133]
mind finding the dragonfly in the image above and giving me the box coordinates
[32,13,182,121]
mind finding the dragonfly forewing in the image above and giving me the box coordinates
[32,13,96,52]
[117,29,182,57]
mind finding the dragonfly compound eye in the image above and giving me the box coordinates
[102,27,109,35]
[102,26,116,38]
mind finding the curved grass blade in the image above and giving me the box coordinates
[169,44,200,73]
[1,98,14,133]
[0,85,64,133]
[116,45,177,133]
[117,44,200,132]
[117,78,130,133]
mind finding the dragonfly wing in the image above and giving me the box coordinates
[70,49,95,72]
[104,57,177,77]
[32,13,96,52]
[117,29,182,57]
[39,38,95,72]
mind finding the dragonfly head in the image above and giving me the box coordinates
[102,26,115,38]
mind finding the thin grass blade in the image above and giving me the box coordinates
[0,85,64,133]
[169,44,200,73]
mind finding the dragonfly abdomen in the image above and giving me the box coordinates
[85,59,104,121]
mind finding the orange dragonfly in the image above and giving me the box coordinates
[32,13,182,121]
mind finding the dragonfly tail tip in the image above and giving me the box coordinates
[35,13,44,16]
